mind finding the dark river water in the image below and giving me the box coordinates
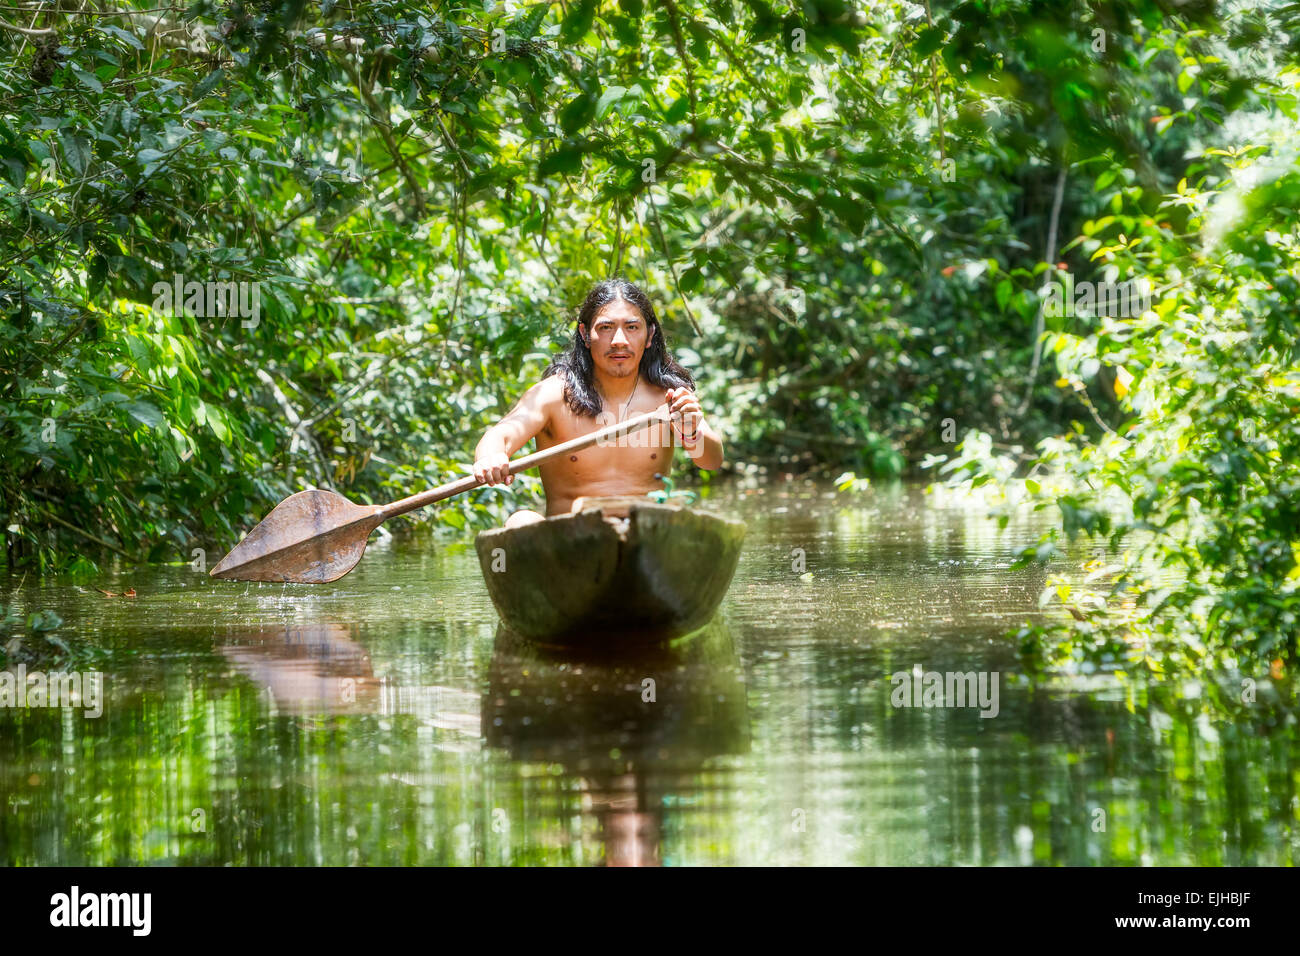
[1,482,1295,865]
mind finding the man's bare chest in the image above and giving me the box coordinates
[539,405,676,472]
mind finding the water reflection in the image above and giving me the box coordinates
[484,618,748,866]
[218,622,380,715]
[0,483,1296,865]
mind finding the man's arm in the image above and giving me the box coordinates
[473,379,556,486]
[665,387,724,471]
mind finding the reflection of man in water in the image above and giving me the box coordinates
[471,278,724,527]
[587,772,661,867]
[484,619,749,866]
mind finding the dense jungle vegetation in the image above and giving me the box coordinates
[1,0,1297,675]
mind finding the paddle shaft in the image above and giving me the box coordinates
[376,409,669,521]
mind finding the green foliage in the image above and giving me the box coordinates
[935,98,1300,672]
[3,0,950,568]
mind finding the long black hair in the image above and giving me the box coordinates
[544,278,695,418]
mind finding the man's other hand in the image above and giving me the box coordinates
[665,386,703,440]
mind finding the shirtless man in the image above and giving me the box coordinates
[472,279,724,527]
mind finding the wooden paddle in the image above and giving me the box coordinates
[209,408,670,583]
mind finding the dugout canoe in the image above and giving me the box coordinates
[474,498,745,645]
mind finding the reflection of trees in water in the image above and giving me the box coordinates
[484,618,749,866]
[4,597,1293,865]
[821,672,1300,866]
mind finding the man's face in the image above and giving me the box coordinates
[582,300,652,379]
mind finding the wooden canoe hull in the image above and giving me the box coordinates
[474,502,745,645]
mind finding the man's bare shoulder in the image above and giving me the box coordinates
[533,374,566,402]
[513,374,564,415]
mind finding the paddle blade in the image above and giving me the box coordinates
[209,489,384,583]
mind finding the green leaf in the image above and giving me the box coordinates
[98,24,145,50]
[207,410,231,443]
[59,129,91,175]
[538,143,584,177]
[664,96,690,124]
[72,66,103,93]
[915,26,945,58]
[561,0,596,42]
[996,279,1012,311]
[88,254,107,297]
[595,86,627,120]
[0,146,28,188]
[123,401,165,429]
[559,92,596,134]
[193,68,225,99]
[518,2,551,39]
